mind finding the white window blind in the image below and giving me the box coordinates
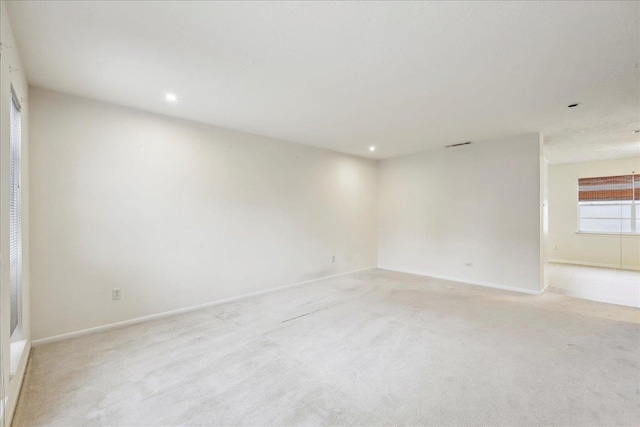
[10,93,22,336]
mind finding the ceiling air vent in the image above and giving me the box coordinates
[445,141,473,148]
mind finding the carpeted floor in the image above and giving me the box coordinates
[547,262,640,308]
[13,269,640,426]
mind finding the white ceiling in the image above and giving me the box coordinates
[6,1,640,163]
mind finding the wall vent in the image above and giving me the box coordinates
[445,141,473,148]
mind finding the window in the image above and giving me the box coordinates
[9,91,22,338]
[578,174,639,235]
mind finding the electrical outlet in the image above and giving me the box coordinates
[331,255,336,263]
[465,262,473,268]
[112,289,121,300]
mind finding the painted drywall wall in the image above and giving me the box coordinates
[541,158,549,288]
[378,133,544,293]
[548,157,640,270]
[29,88,378,340]
[0,1,31,424]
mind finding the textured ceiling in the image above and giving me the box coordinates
[6,1,640,163]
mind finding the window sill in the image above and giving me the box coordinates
[575,232,640,237]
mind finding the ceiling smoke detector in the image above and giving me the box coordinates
[445,141,473,148]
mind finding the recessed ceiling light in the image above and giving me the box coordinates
[369,146,376,152]
[165,93,177,103]
[567,103,580,108]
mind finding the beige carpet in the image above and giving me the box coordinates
[547,262,640,308]
[13,269,640,426]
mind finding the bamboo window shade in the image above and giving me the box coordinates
[578,174,639,202]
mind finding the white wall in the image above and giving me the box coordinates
[540,158,549,288]
[378,133,544,293]
[29,88,378,340]
[0,1,31,424]
[548,157,640,270]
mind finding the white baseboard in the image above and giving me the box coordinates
[4,340,31,427]
[379,267,544,295]
[540,283,549,295]
[32,267,376,346]
[548,259,640,271]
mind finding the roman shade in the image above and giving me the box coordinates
[578,174,639,202]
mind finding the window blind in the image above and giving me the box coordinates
[578,175,635,202]
[577,174,639,235]
[9,94,22,336]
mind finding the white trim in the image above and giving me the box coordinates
[4,341,30,427]
[548,259,640,271]
[378,267,544,295]
[32,267,376,346]
[540,283,549,295]
[574,231,640,238]
[9,340,26,379]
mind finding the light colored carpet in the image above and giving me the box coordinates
[547,262,640,308]
[13,269,640,426]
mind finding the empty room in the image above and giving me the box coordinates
[0,1,639,426]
